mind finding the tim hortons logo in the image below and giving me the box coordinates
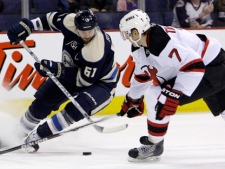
[0,40,135,91]
[0,40,47,91]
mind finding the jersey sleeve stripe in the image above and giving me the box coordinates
[46,12,60,31]
[201,38,210,58]
[147,119,169,137]
[76,69,92,87]
[100,64,118,83]
[31,18,44,31]
[180,59,205,73]
[134,73,151,83]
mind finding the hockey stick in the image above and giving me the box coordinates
[0,115,123,155]
[20,40,127,133]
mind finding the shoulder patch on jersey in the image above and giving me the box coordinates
[81,30,104,62]
[176,0,185,7]
[62,50,76,68]
[63,13,77,34]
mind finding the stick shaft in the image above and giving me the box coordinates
[0,117,112,155]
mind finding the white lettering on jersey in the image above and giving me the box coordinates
[84,66,97,77]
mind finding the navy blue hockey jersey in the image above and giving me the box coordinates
[31,12,118,87]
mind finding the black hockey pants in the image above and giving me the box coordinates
[166,48,225,116]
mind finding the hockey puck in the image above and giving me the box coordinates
[83,152,92,155]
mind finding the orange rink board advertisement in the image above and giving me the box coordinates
[1,29,224,116]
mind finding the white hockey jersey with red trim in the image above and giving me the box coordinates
[128,25,221,99]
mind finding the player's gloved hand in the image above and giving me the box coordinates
[34,59,65,78]
[7,18,34,45]
[155,86,183,120]
[120,94,144,118]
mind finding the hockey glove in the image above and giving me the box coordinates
[120,94,144,118]
[34,59,65,78]
[155,87,183,120]
[7,18,34,45]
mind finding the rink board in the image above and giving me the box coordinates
[1,28,224,116]
[0,97,209,117]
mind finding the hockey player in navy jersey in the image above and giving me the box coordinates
[7,9,118,152]
[119,9,225,162]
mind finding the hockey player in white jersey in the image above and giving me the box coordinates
[7,9,118,152]
[119,9,225,162]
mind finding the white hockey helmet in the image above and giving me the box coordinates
[119,9,150,43]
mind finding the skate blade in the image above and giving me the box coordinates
[23,144,39,153]
[127,155,161,162]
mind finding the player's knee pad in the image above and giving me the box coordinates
[64,96,91,122]
[29,99,52,119]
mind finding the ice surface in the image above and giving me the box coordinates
[0,112,225,169]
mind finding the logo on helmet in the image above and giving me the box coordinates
[126,16,135,21]
[75,9,97,31]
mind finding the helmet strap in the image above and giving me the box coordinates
[129,34,141,47]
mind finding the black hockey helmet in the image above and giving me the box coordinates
[75,9,97,31]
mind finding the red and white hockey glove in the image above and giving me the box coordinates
[119,94,144,118]
[155,87,183,120]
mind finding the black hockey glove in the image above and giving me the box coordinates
[34,59,65,78]
[120,94,144,118]
[7,18,34,45]
[155,86,183,120]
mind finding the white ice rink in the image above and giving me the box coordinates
[0,112,225,169]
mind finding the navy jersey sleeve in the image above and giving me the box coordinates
[31,12,79,39]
